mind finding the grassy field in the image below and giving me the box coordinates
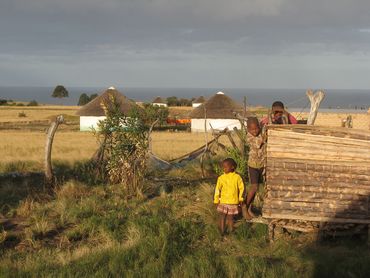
[0,130,232,173]
[1,171,369,277]
[0,106,79,122]
[1,105,370,277]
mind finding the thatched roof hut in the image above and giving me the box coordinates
[77,87,138,131]
[189,92,246,119]
[192,96,206,108]
[188,92,250,132]
[263,125,370,230]
[152,96,167,107]
[77,87,137,117]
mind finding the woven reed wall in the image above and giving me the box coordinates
[263,125,370,224]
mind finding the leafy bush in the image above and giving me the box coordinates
[142,103,169,126]
[95,93,153,196]
[213,146,249,177]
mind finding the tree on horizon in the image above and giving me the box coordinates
[52,85,69,100]
[78,93,90,106]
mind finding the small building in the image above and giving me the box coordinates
[76,87,138,131]
[152,96,167,107]
[263,125,370,237]
[188,91,249,132]
[192,96,205,108]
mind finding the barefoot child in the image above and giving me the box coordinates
[214,158,245,235]
[244,117,266,219]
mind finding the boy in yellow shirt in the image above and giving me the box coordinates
[214,158,245,235]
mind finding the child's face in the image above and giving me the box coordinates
[272,106,284,119]
[222,161,234,174]
[248,122,260,137]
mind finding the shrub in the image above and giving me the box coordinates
[213,146,249,177]
[18,111,27,117]
[27,100,38,106]
[95,93,154,196]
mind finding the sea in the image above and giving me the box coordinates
[0,86,369,113]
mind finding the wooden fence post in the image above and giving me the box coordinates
[306,89,325,125]
[45,115,64,185]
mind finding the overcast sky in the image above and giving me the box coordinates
[1,0,370,89]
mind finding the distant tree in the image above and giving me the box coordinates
[166,96,179,106]
[27,100,39,106]
[178,98,192,106]
[78,93,90,106]
[0,99,8,106]
[89,93,98,101]
[52,85,69,99]
[142,103,169,126]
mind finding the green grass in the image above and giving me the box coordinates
[1,176,370,277]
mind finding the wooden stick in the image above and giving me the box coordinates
[266,185,370,195]
[226,132,238,149]
[306,89,325,125]
[267,129,370,147]
[262,213,370,224]
[45,115,64,186]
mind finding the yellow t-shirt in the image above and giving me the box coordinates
[214,172,245,205]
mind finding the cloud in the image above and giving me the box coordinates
[1,0,370,87]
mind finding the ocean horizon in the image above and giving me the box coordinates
[0,86,369,111]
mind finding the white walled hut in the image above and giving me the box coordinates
[192,96,205,108]
[189,91,250,132]
[76,87,138,131]
[152,96,168,107]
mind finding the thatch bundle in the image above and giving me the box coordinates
[189,92,248,119]
[263,125,370,224]
[77,87,138,116]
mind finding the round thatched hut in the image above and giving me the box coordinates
[188,91,249,132]
[76,87,138,131]
[192,96,205,108]
[152,96,167,107]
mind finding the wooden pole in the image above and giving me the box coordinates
[306,89,325,125]
[201,105,208,178]
[148,119,159,152]
[45,115,64,185]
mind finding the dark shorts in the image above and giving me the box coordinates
[248,166,264,185]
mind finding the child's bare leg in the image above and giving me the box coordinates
[218,213,226,235]
[226,215,234,233]
[246,184,258,218]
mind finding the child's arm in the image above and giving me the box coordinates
[214,177,222,204]
[238,175,245,204]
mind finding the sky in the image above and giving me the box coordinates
[1,0,370,89]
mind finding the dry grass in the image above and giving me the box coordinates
[0,106,79,122]
[0,131,98,164]
[0,130,232,170]
[0,105,234,172]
